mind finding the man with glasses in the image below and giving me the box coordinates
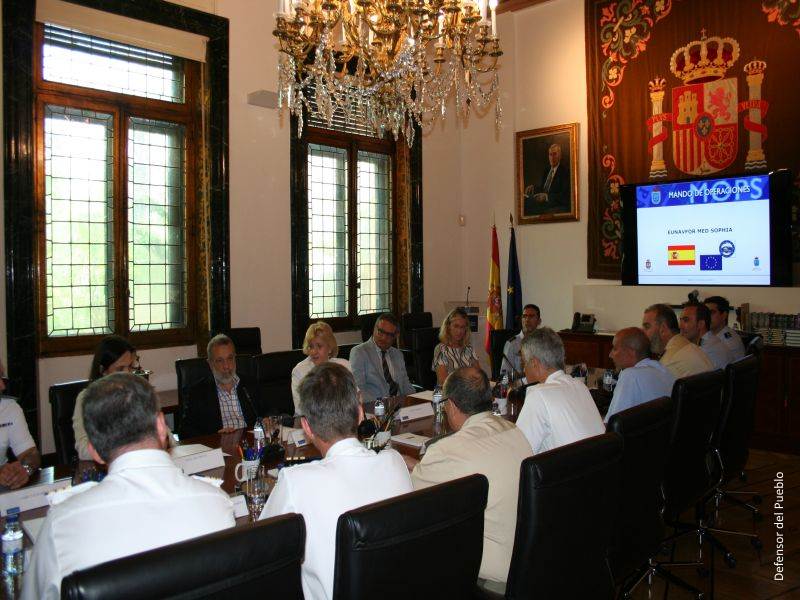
[350,313,415,401]
[179,334,263,438]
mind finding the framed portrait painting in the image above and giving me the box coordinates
[515,123,579,224]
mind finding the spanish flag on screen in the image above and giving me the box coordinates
[667,245,696,266]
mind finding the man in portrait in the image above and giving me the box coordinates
[523,141,571,216]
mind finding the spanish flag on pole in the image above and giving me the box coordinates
[486,223,504,353]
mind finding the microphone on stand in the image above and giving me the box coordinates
[465,286,471,307]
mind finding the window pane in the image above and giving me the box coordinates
[128,117,187,332]
[43,24,185,103]
[308,144,348,319]
[357,151,392,315]
[44,105,115,337]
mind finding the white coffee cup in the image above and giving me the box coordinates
[235,459,261,482]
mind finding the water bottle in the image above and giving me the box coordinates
[602,369,616,393]
[374,397,386,418]
[432,385,444,418]
[2,509,24,576]
[253,419,266,451]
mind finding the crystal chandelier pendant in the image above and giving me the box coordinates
[272,0,503,146]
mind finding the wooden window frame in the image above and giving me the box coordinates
[32,23,200,356]
[295,125,399,336]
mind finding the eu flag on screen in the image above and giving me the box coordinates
[505,226,523,330]
[700,255,723,271]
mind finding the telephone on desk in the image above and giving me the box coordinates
[571,312,596,334]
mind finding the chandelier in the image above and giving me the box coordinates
[272,0,503,146]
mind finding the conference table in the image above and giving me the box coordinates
[1,370,612,597]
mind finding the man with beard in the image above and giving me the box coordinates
[179,334,263,438]
[641,303,712,379]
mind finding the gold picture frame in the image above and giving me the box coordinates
[515,122,579,224]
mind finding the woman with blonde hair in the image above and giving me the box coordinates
[432,308,479,385]
[291,321,352,414]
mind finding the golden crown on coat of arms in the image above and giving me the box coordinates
[669,31,740,84]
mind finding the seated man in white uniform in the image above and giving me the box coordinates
[515,327,605,454]
[704,295,746,361]
[0,359,41,490]
[604,327,675,423]
[260,362,412,600]
[501,303,541,377]
[680,302,731,370]
[23,373,235,600]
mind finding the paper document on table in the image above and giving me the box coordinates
[230,494,248,519]
[22,517,45,543]
[170,444,213,458]
[390,432,430,448]
[408,390,434,401]
[0,477,72,516]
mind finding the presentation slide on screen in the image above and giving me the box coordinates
[636,175,771,285]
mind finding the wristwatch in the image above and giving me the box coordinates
[21,462,37,476]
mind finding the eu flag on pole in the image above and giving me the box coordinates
[505,218,522,330]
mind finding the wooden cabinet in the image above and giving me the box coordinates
[555,332,800,454]
[752,346,800,454]
[558,331,614,369]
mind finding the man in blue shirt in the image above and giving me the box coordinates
[605,327,675,423]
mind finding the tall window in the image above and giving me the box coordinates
[35,24,198,353]
[295,117,396,336]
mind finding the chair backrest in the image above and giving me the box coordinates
[337,343,356,361]
[489,328,517,380]
[217,327,262,356]
[49,380,90,465]
[253,350,305,415]
[175,358,212,432]
[606,397,674,583]
[400,311,433,348]
[663,369,725,520]
[332,474,488,600]
[715,354,759,482]
[745,333,763,358]
[359,312,383,342]
[410,326,439,390]
[506,433,622,600]
[61,513,305,600]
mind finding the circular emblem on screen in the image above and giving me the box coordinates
[719,240,735,258]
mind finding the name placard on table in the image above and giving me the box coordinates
[395,402,434,422]
[170,444,225,475]
[0,478,72,516]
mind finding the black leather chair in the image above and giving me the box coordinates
[332,474,488,599]
[218,327,262,356]
[705,355,763,555]
[61,513,305,599]
[744,333,763,358]
[658,370,725,595]
[337,343,356,361]
[606,397,676,597]
[359,312,383,342]
[505,433,623,600]
[253,349,305,415]
[410,326,439,390]
[400,311,433,348]
[49,380,90,465]
[488,328,517,380]
[175,358,212,432]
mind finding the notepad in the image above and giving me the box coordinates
[408,390,434,401]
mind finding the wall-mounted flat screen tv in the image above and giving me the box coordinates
[620,169,793,286]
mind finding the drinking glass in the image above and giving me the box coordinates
[243,471,269,522]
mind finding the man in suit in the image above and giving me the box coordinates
[179,334,262,438]
[350,313,415,401]
[523,143,570,215]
